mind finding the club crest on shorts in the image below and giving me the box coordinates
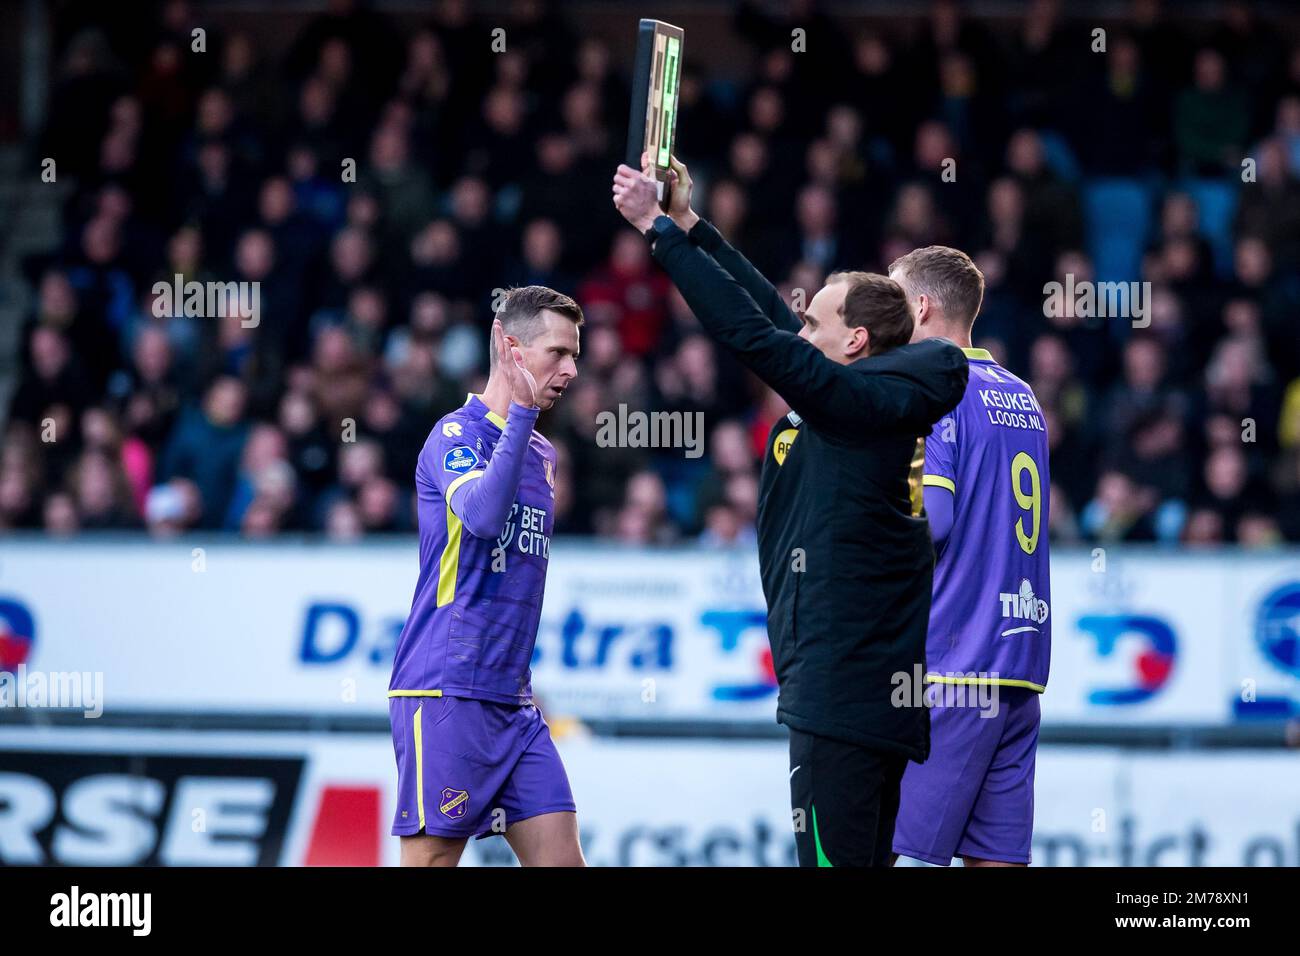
[443,446,480,473]
[440,787,469,818]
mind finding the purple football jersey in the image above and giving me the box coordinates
[389,394,557,704]
[924,348,1051,692]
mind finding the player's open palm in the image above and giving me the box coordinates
[493,318,538,408]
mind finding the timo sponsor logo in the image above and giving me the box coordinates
[999,579,1049,635]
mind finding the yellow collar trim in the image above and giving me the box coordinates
[962,347,993,361]
[464,393,508,429]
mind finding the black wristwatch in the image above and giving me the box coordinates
[643,214,675,250]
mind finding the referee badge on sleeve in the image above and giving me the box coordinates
[773,428,799,466]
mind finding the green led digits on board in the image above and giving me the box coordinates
[658,37,680,167]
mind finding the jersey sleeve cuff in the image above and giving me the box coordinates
[922,474,956,493]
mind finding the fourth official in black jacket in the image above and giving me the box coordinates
[615,156,968,866]
[650,214,968,763]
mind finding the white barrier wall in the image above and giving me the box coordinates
[1,727,1298,867]
[2,540,1299,724]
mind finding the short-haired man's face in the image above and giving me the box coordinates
[797,282,868,364]
[511,309,581,409]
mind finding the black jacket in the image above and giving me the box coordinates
[652,218,969,760]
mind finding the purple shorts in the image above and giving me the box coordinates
[893,686,1040,866]
[389,695,576,839]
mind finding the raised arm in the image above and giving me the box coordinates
[613,163,967,440]
[448,403,537,538]
[654,219,966,439]
[431,320,540,538]
[658,155,800,334]
[689,218,801,334]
